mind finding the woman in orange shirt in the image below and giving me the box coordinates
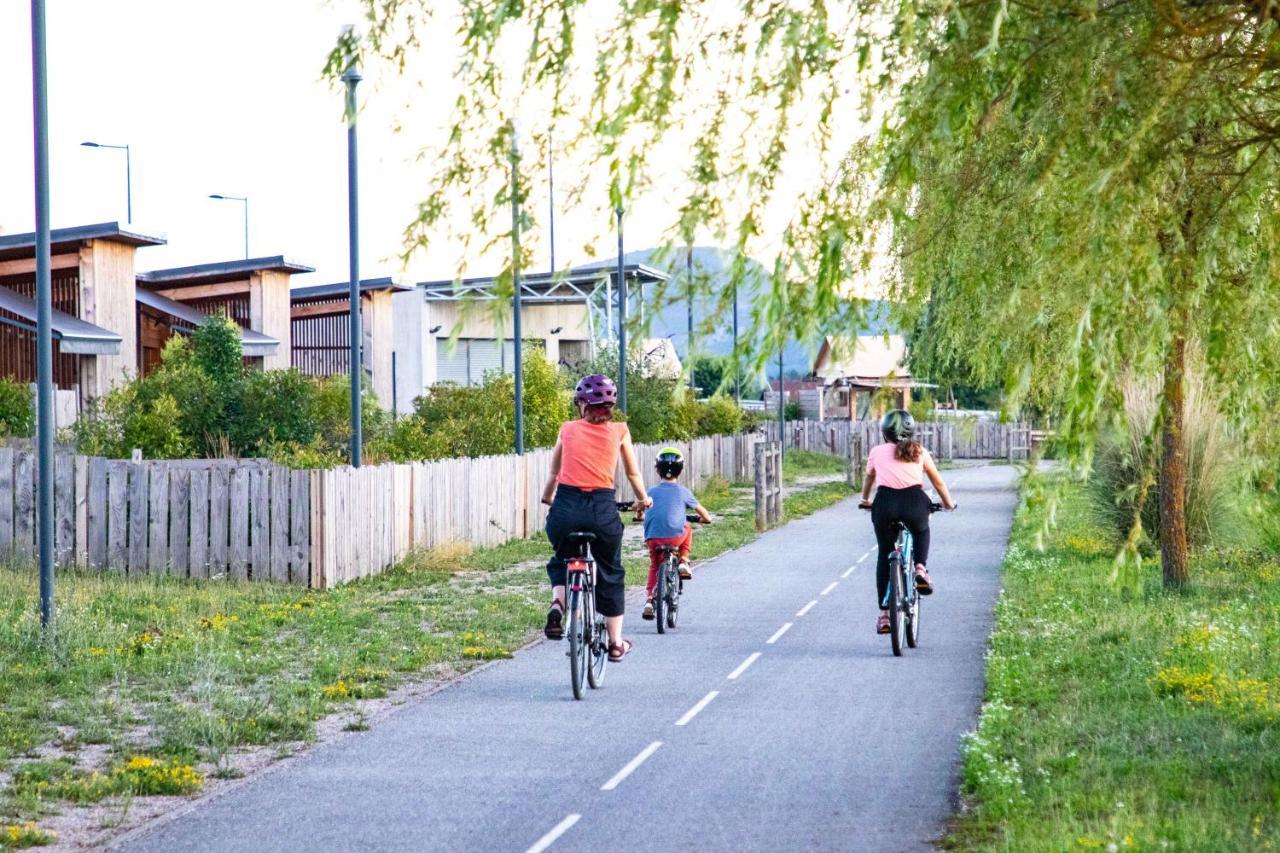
[540,374,651,661]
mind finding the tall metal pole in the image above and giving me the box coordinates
[615,205,627,413]
[778,340,785,468]
[548,130,555,275]
[687,246,695,394]
[124,145,132,223]
[343,46,363,467]
[31,0,55,631]
[511,122,524,455]
[242,197,249,259]
[732,281,740,402]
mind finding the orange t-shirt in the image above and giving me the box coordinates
[557,420,629,489]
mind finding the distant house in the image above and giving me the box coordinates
[810,334,926,420]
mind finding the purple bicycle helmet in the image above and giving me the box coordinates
[574,373,618,407]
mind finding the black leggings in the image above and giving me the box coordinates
[545,486,626,617]
[871,485,932,607]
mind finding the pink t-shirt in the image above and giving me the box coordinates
[867,442,933,489]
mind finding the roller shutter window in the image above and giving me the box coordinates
[436,338,469,385]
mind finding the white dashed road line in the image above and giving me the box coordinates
[727,652,761,681]
[820,581,838,596]
[676,691,719,726]
[766,623,793,645]
[858,551,872,563]
[527,814,580,853]
[796,600,817,617]
[601,742,663,791]
[841,565,855,578]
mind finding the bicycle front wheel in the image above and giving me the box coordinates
[906,584,921,648]
[588,608,608,688]
[888,553,906,657]
[567,588,586,699]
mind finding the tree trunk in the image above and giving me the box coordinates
[1159,320,1190,588]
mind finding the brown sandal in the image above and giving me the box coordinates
[608,639,633,662]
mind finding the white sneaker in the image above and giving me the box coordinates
[678,561,692,580]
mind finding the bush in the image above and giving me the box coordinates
[0,378,34,437]
[697,394,744,435]
[1090,374,1248,550]
[783,400,802,422]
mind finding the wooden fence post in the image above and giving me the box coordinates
[846,429,864,489]
[754,442,767,532]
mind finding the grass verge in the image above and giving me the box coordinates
[0,475,853,847]
[949,480,1280,850]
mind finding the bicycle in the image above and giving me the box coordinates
[652,514,709,634]
[862,499,953,657]
[563,501,636,700]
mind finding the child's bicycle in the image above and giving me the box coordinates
[564,501,636,700]
[652,514,710,634]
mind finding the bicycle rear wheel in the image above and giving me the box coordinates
[888,553,906,657]
[906,584,921,648]
[665,560,680,630]
[655,557,669,634]
[567,588,586,699]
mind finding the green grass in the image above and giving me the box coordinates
[948,481,1280,851]
[782,449,846,482]
[0,474,854,845]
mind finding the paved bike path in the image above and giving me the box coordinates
[121,464,1017,852]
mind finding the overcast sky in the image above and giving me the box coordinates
[0,0,693,286]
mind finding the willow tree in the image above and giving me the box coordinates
[332,2,1280,586]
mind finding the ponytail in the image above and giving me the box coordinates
[894,439,922,463]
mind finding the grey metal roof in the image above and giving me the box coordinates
[137,256,315,288]
[135,288,279,357]
[290,277,411,303]
[0,286,121,355]
[0,221,166,262]
[418,262,668,303]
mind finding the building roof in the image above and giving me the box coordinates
[813,335,911,383]
[419,262,669,303]
[290,277,412,303]
[0,221,167,262]
[135,288,279,357]
[137,256,315,289]
[0,286,121,355]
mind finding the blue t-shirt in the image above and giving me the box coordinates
[644,481,698,540]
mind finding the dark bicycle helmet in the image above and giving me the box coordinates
[574,373,618,407]
[655,447,684,479]
[880,409,916,443]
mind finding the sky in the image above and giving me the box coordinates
[1,1,883,293]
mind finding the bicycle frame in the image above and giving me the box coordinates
[881,525,916,610]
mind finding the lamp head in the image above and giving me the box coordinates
[550,326,563,335]
[80,141,100,148]
[428,325,443,334]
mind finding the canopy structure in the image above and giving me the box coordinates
[135,287,278,357]
[419,263,667,304]
[0,285,120,355]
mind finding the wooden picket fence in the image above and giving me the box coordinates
[7,433,762,589]
[764,419,1039,461]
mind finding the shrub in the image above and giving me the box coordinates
[228,369,322,455]
[1090,373,1248,550]
[697,394,744,436]
[0,378,34,437]
[783,400,802,422]
[191,314,243,386]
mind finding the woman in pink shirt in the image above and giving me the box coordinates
[859,409,956,635]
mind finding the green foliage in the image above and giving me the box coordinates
[783,400,802,422]
[690,355,732,398]
[0,379,34,438]
[696,395,745,436]
[191,315,243,386]
[1090,375,1249,552]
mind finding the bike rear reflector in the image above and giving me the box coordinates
[567,559,588,573]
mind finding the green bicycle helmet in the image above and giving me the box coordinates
[655,447,684,479]
[880,409,916,444]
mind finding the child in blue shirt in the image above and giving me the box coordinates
[642,448,712,620]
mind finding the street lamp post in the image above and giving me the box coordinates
[615,205,627,413]
[510,121,524,455]
[687,246,695,394]
[208,194,248,259]
[32,0,55,631]
[778,340,785,467]
[81,141,131,223]
[342,36,363,467]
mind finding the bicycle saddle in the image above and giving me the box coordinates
[566,531,597,544]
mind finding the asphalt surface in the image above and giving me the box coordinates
[121,463,1017,853]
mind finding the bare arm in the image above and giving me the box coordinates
[619,429,652,507]
[923,456,956,509]
[541,440,563,505]
[693,502,712,524]
[860,469,877,505]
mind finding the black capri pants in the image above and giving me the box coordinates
[545,485,626,618]
[870,484,932,607]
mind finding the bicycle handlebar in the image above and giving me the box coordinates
[686,514,710,524]
[858,499,957,512]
